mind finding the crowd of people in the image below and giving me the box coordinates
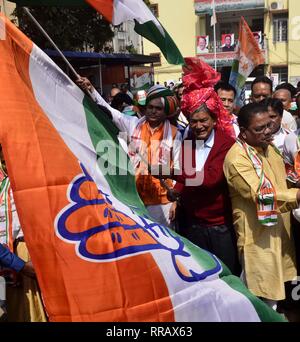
[2,56,300,322]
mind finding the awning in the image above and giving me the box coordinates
[44,49,159,67]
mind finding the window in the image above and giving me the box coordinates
[150,52,161,66]
[118,39,126,52]
[271,66,288,84]
[115,23,125,32]
[251,19,264,32]
[273,14,288,42]
[150,4,159,18]
[220,23,233,34]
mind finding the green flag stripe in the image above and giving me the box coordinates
[83,96,148,216]
[231,60,239,73]
[222,276,286,322]
[134,20,184,65]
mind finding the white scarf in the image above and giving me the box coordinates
[129,117,173,169]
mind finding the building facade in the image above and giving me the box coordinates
[112,21,143,54]
[265,0,300,86]
[144,0,300,87]
[0,0,15,18]
[143,0,196,84]
[195,0,266,81]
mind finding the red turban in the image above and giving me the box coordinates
[181,58,235,138]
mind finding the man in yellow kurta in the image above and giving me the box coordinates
[224,102,300,304]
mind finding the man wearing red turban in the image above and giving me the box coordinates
[170,58,240,274]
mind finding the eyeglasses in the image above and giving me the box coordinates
[246,122,273,134]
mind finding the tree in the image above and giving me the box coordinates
[143,0,152,7]
[13,6,114,52]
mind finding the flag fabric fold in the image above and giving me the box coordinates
[229,16,265,106]
[0,13,284,322]
[10,0,184,65]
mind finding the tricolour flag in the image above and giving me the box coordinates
[229,17,265,106]
[0,14,284,322]
[10,0,184,65]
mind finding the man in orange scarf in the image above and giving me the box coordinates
[77,78,182,227]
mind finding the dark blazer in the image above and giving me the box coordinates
[222,45,235,52]
[174,128,235,227]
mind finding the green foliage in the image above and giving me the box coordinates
[12,6,114,52]
[143,0,151,6]
[126,44,137,54]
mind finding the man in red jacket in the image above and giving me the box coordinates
[154,58,240,275]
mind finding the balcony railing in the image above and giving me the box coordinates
[196,38,268,67]
[197,38,266,54]
[194,0,265,15]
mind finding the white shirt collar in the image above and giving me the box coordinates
[273,125,289,137]
[204,129,215,148]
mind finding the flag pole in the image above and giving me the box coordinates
[212,0,217,71]
[23,7,80,80]
[23,7,97,100]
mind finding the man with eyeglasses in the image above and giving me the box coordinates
[224,102,300,310]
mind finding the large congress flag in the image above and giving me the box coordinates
[10,0,184,65]
[0,14,284,322]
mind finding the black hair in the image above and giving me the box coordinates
[214,81,237,97]
[120,83,129,91]
[175,82,183,89]
[251,76,273,93]
[275,83,297,97]
[262,98,284,117]
[237,102,268,129]
[111,93,133,110]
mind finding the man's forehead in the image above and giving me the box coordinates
[253,82,272,92]
[148,97,164,107]
[250,112,269,124]
[218,89,235,98]
[274,89,291,99]
[110,88,120,97]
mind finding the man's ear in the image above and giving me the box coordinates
[240,127,247,140]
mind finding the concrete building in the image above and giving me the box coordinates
[112,21,143,54]
[143,0,196,84]
[265,0,300,86]
[196,0,300,86]
[0,0,15,18]
[144,0,300,87]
